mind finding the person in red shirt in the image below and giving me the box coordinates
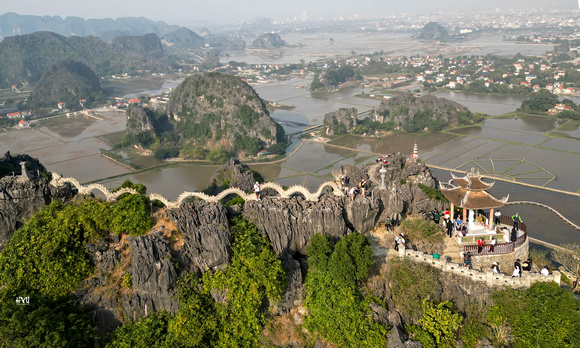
[477,238,484,254]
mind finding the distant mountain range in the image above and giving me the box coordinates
[0,31,170,88]
[0,12,180,41]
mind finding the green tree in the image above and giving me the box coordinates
[110,194,154,236]
[0,290,96,348]
[107,311,177,348]
[418,300,462,347]
[488,282,580,347]
[520,89,559,113]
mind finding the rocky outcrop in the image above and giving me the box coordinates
[126,105,155,134]
[371,94,480,132]
[243,195,351,256]
[324,108,357,135]
[111,33,164,59]
[419,22,449,41]
[252,33,285,49]
[123,233,179,320]
[206,158,257,195]
[0,152,75,248]
[167,201,232,273]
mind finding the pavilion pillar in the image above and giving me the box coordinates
[489,208,494,231]
[450,202,455,220]
[462,208,467,223]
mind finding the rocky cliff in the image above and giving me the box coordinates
[163,27,205,50]
[419,22,450,41]
[162,72,285,157]
[372,94,482,132]
[252,33,286,49]
[324,107,357,135]
[0,152,75,248]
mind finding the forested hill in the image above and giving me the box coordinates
[0,31,170,88]
[125,72,285,160]
[0,12,179,41]
[373,94,484,132]
[30,59,102,109]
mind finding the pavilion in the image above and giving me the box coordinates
[439,168,509,235]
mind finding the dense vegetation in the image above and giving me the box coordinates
[0,31,171,88]
[123,73,286,161]
[107,217,285,347]
[304,233,387,347]
[30,59,104,110]
[310,66,361,91]
[520,89,559,113]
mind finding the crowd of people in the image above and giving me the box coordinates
[341,175,369,201]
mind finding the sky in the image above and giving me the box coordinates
[4,0,578,25]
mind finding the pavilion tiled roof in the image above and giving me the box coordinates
[440,169,508,209]
[441,186,507,209]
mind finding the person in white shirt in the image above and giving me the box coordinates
[494,210,502,226]
[254,182,261,200]
[491,262,499,274]
[541,266,550,276]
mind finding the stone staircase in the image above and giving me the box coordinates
[441,236,463,263]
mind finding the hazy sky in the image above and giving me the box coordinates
[5,0,578,24]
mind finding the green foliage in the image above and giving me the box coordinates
[352,118,395,135]
[109,194,154,236]
[310,72,324,90]
[400,218,445,255]
[266,142,287,155]
[304,233,387,347]
[122,273,132,288]
[206,147,229,164]
[520,89,559,113]
[234,133,263,155]
[0,202,94,298]
[419,300,462,347]
[385,258,441,323]
[153,144,180,159]
[112,179,147,195]
[407,324,436,348]
[327,233,374,288]
[488,282,580,347]
[224,195,245,207]
[418,183,449,202]
[107,311,176,348]
[0,195,154,299]
[170,217,285,347]
[237,104,261,129]
[0,289,96,348]
[324,66,358,86]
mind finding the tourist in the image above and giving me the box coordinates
[349,186,357,201]
[522,258,531,272]
[463,252,472,268]
[489,237,496,253]
[455,217,463,231]
[254,181,261,201]
[394,234,401,251]
[512,265,520,277]
[385,217,392,233]
[477,237,484,254]
[512,212,522,230]
[433,209,440,225]
[399,233,406,248]
[514,259,522,277]
[510,228,517,243]
[494,209,502,226]
[491,262,500,274]
[501,227,510,243]
[445,218,453,238]
[359,178,367,197]
[461,223,467,237]
[541,266,550,276]
[444,209,450,220]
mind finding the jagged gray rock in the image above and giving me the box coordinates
[207,158,257,195]
[275,253,304,315]
[0,174,74,248]
[243,195,349,256]
[167,201,232,272]
[124,233,178,320]
[324,107,357,135]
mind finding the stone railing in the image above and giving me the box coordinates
[49,172,345,208]
[396,246,560,289]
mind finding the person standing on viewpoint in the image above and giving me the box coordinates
[512,212,522,230]
[494,210,501,226]
[254,181,261,201]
